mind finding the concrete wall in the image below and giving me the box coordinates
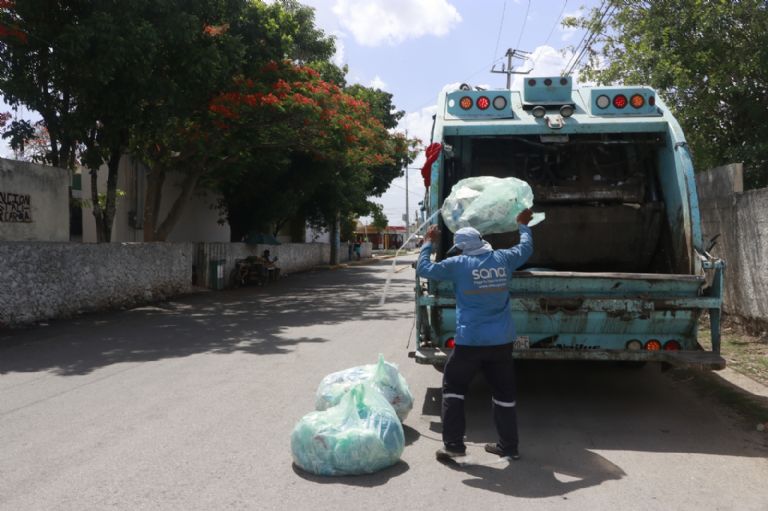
[81,155,230,242]
[0,242,193,327]
[0,158,69,241]
[696,164,768,331]
[193,241,360,288]
[0,237,374,326]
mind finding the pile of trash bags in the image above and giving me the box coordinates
[315,354,413,422]
[441,176,545,234]
[291,355,413,476]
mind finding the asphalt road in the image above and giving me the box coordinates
[1,256,767,510]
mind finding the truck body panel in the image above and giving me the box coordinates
[414,79,725,370]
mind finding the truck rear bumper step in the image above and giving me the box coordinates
[410,347,725,371]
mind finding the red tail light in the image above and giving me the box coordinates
[645,339,662,351]
[476,96,490,110]
[664,340,681,351]
[613,94,628,109]
[445,338,456,349]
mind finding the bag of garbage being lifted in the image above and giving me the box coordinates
[315,354,414,422]
[441,176,546,234]
[291,383,405,476]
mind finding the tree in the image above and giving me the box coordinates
[134,0,340,241]
[370,204,389,232]
[0,0,85,170]
[206,61,410,241]
[0,0,247,241]
[566,0,768,188]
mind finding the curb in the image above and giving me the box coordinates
[714,367,768,399]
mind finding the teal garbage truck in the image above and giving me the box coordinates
[412,77,725,370]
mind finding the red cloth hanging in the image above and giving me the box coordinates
[421,142,442,187]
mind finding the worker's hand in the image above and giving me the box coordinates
[425,225,440,243]
[516,208,533,226]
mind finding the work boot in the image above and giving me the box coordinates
[484,443,520,460]
[435,445,466,463]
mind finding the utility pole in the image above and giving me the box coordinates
[404,130,409,248]
[491,48,532,89]
[405,166,409,247]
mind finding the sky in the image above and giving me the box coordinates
[2,0,603,228]
[297,0,602,227]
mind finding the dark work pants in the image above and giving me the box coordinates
[441,343,519,453]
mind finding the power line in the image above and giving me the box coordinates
[544,0,569,48]
[562,0,604,73]
[386,181,425,198]
[492,0,508,63]
[563,0,614,76]
[529,0,569,71]
[514,0,532,50]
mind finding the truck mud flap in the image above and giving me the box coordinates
[410,347,725,371]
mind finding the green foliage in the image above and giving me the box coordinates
[371,204,389,232]
[207,62,412,239]
[568,0,768,189]
[340,215,356,242]
[0,0,414,242]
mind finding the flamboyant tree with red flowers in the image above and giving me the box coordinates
[1,0,413,241]
[140,59,413,241]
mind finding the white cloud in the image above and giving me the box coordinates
[369,75,387,89]
[331,31,346,67]
[332,0,462,47]
[399,104,437,158]
[510,45,578,89]
[362,104,436,226]
[560,8,584,42]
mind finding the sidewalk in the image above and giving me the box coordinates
[715,367,768,399]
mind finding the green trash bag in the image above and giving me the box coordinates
[441,176,546,234]
[315,354,414,422]
[291,383,405,476]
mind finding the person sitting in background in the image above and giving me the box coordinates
[261,249,280,282]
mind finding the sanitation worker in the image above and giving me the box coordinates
[416,208,533,462]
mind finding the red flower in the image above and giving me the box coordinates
[203,23,230,37]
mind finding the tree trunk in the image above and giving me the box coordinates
[89,167,106,242]
[142,165,166,241]
[153,169,204,241]
[329,211,340,265]
[143,163,204,242]
[99,148,122,242]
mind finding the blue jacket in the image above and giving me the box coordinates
[416,225,533,346]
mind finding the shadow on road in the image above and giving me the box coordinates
[420,360,767,498]
[291,460,410,486]
[0,265,412,376]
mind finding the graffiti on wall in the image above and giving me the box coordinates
[0,191,32,222]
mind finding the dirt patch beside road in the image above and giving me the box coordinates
[699,314,768,388]
[692,314,768,431]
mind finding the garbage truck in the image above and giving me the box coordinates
[411,77,726,371]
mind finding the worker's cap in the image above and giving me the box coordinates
[447,227,492,256]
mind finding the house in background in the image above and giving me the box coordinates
[354,222,406,250]
[0,158,69,241]
[78,155,230,243]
